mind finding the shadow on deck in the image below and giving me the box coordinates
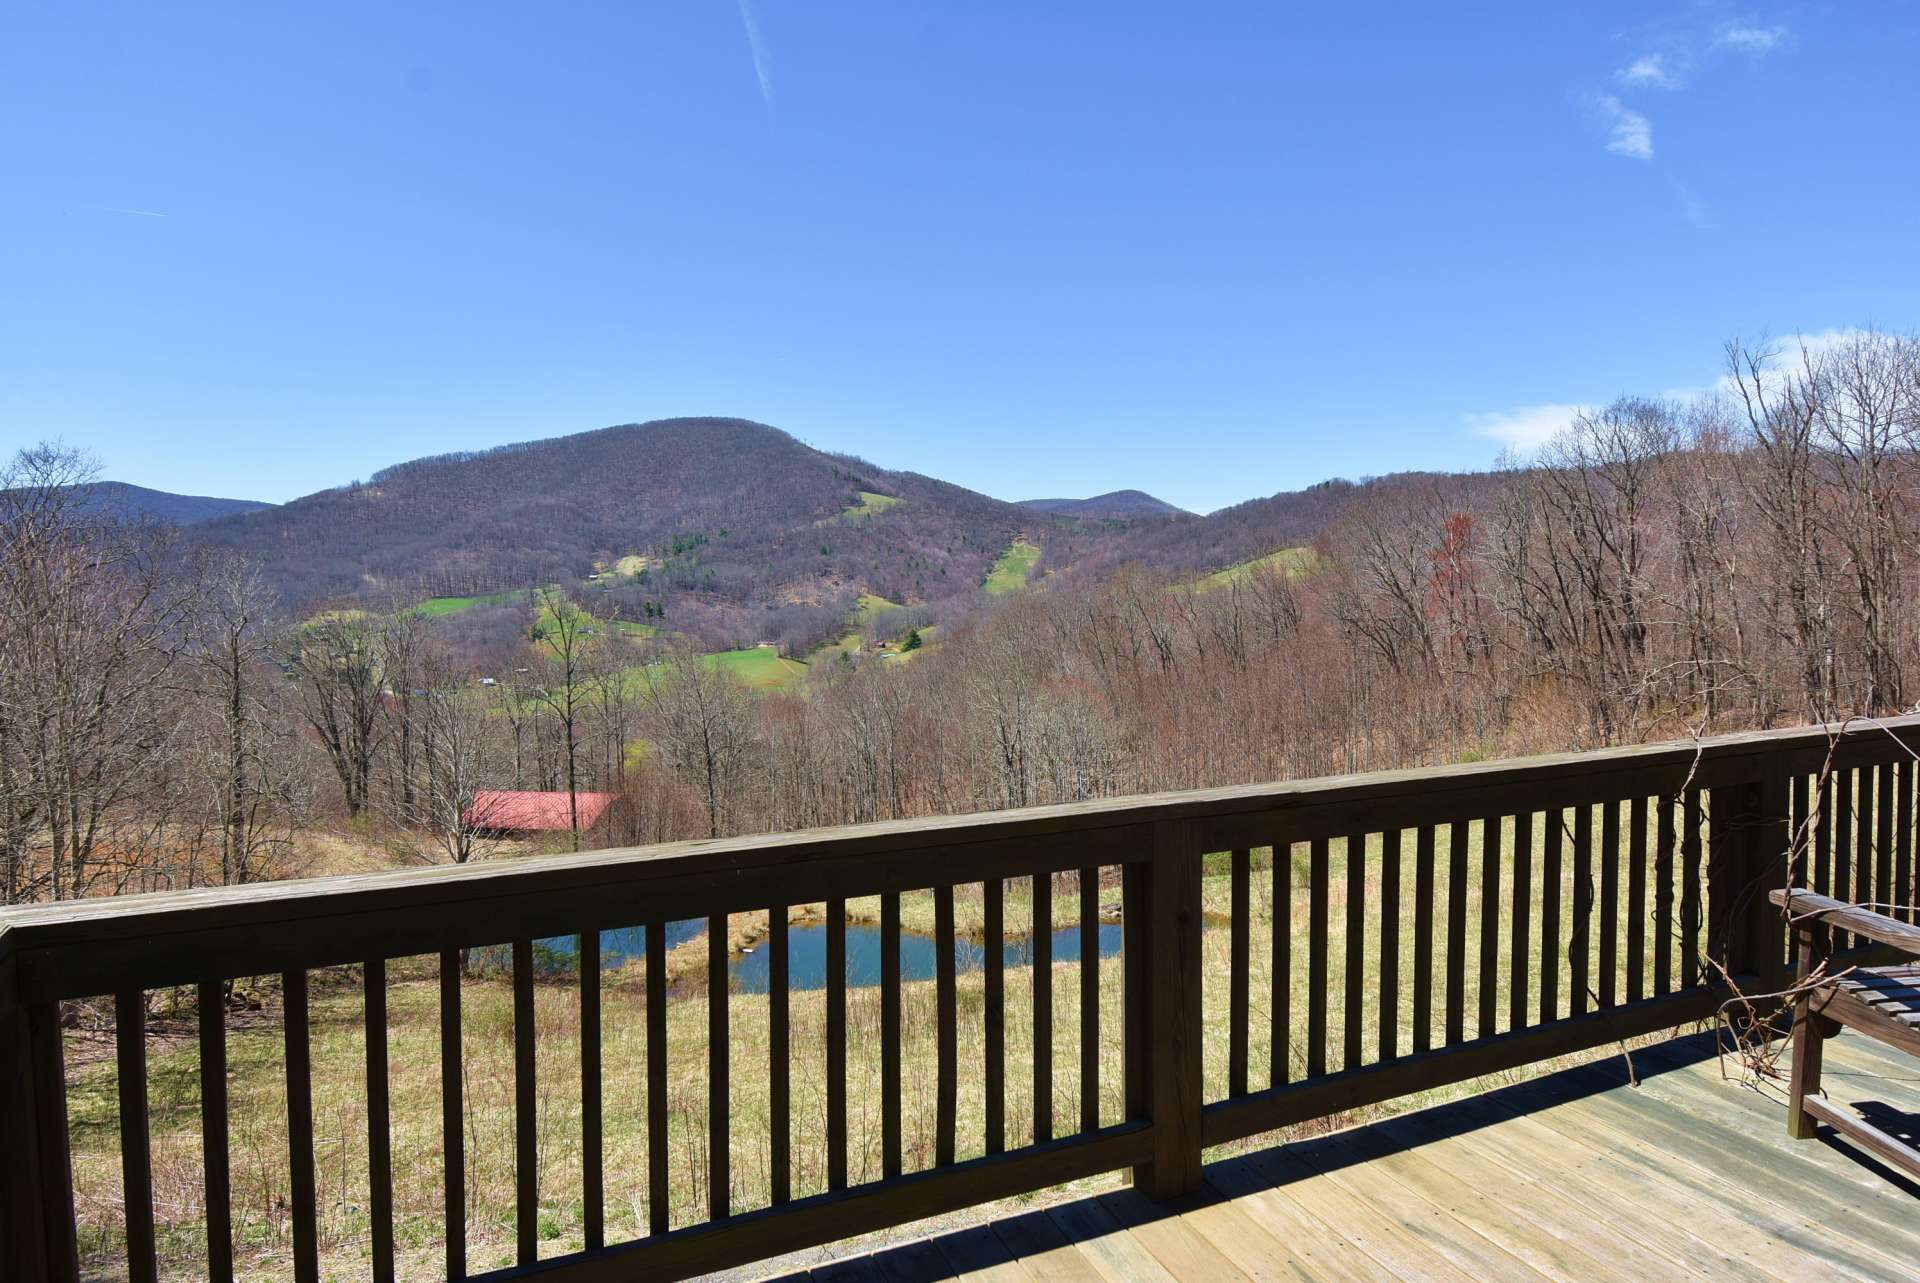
[780,1032,1920,1282]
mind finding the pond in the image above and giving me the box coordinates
[536,919,1124,992]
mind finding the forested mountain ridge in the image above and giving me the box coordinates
[187,417,1061,643]
[1017,489,1188,518]
[65,481,273,525]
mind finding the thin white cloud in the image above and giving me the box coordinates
[1673,181,1713,228]
[1593,94,1653,160]
[736,0,774,108]
[1716,24,1787,54]
[1616,54,1681,89]
[100,207,168,218]
[1466,404,1594,452]
[1472,331,1873,455]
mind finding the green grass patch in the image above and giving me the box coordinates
[842,491,901,520]
[705,644,808,691]
[853,592,903,624]
[1191,546,1317,593]
[413,588,535,617]
[984,538,1041,596]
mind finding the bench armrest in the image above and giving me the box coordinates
[1770,888,1920,957]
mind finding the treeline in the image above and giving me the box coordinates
[630,329,1920,839]
[5,329,1916,908]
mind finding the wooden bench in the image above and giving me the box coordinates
[1771,887,1920,1181]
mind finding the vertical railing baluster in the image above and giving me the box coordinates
[1835,769,1855,949]
[1444,820,1467,1046]
[937,884,958,1164]
[1078,867,1099,1133]
[1414,825,1435,1054]
[513,941,537,1264]
[1599,800,1619,1010]
[1707,787,1732,970]
[1379,829,1401,1061]
[881,892,902,1178]
[1344,834,1365,1070]
[707,912,729,1221]
[1655,797,1675,994]
[1876,763,1895,920]
[1790,774,1809,890]
[984,879,1005,1155]
[1572,803,1592,1017]
[580,932,602,1249]
[1477,816,1501,1038]
[1228,849,1250,1097]
[283,970,318,1283]
[1541,808,1562,1024]
[1628,796,1647,1002]
[645,924,668,1234]
[1815,769,1835,905]
[1271,841,1291,1084]
[769,906,791,1205]
[1852,767,1872,946]
[1032,873,1053,1144]
[439,950,466,1279]
[1307,836,1328,1078]
[196,982,232,1283]
[1682,789,1703,985]
[1897,761,1915,923]
[115,990,156,1283]
[1122,859,1151,1155]
[1551,802,1566,1021]
[365,959,395,1283]
[826,899,847,1191]
[1510,813,1533,1033]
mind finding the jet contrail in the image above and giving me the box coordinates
[101,207,169,218]
[736,0,774,107]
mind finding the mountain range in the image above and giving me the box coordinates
[71,481,274,526]
[1017,489,1188,518]
[101,417,1370,647]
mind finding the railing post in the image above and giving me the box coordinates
[1726,766,1792,997]
[0,945,45,1282]
[2,949,77,1283]
[1131,819,1203,1199]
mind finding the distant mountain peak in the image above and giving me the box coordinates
[71,481,274,526]
[1018,489,1188,518]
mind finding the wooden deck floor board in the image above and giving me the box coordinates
[1043,1197,1177,1283]
[1550,1043,1920,1263]
[777,1032,1920,1283]
[928,1224,1032,1283]
[1261,1139,1559,1283]
[987,1210,1107,1283]
[1293,1111,1639,1283]
[1377,1097,1738,1282]
[1517,1088,1915,1283]
[1091,1190,1256,1282]
[1226,1146,1492,1283]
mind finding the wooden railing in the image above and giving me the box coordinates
[2,717,1916,1281]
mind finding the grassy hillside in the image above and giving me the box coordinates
[705,644,808,690]
[414,588,535,616]
[985,539,1042,595]
[1191,546,1317,591]
[841,491,901,519]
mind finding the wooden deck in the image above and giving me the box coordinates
[781,1031,1920,1282]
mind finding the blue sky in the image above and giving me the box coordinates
[3,2,1915,513]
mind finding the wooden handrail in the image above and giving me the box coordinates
[3,715,1917,1283]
